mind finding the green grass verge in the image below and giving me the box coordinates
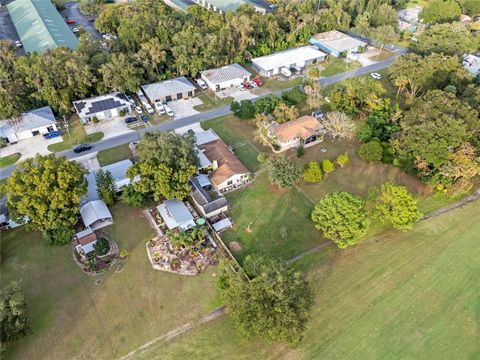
[369,50,395,62]
[47,116,104,152]
[97,144,133,167]
[139,199,480,360]
[194,93,234,112]
[320,57,361,77]
[0,153,21,168]
[1,202,219,360]
[231,142,260,172]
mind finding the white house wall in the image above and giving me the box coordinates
[15,124,57,140]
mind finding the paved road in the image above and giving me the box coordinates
[0,48,406,179]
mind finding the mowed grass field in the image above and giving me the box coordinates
[138,200,480,360]
[1,203,219,360]
[97,143,134,166]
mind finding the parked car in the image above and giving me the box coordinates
[236,83,246,91]
[164,106,174,117]
[249,80,258,88]
[124,116,137,124]
[243,82,251,90]
[66,19,76,25]
[73,144,91,153]
[253,78,263,86]
[196,79,208,90]
[370,72,382,80]
[72,27,80,34]
[155,102,166,114]
[145,105,154,114]
[135,106,142,114]
[14,40,22,48]
[281,67,292,78]
[140,114,149,123]
[125,95,135,106]
[43,131,63,139]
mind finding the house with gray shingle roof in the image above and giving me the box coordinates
[141,76,196,104]
[73,92,131,124]
[200,63,251,91]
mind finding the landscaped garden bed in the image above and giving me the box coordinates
[72,232,119,275]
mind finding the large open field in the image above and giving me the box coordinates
[137,200,480,360]
[1,203,219,359]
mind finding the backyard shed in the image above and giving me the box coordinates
[251,46,326,77]
[80,200,113,231]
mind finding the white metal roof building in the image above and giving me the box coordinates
[462,54,480,76]
[80,200,113,231]
[141,76,196,104]
[251,46,327,77]
[200,63,251,91]
[309,31,367,57]
[0,106,57,143]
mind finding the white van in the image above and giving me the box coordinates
[281,67,292,78]
[196,79,208,90]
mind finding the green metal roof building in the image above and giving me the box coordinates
[7,0,79,54]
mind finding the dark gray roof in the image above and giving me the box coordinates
[190,175,228,215]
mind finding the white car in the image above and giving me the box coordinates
[145,105,154,114]
[14,40,22,48]
[249,80,258,88]
[72,27,80,33]
[196,79,208,90]
[164,106,174,117]
[135,106,142,114]
[236,83,246,91]
[370,72,382,80]
[155,103,165,115]
[125,95,136,106]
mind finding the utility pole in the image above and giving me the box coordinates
[63,115,72,146]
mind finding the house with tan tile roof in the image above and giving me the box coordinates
[198,138,251,192]
[268,115,324,152]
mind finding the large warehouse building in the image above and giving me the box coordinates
[7,0,78,54]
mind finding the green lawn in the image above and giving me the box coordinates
[1,202,219,360]
[319,57,361,77]
[222,174,329,263]
[138,199,480,360]
[201,115,267,172]
[47,116,103,152]
[0,153,21,168]
[193,93,234,112]
[97,144,134,166]
[369,50,395,62]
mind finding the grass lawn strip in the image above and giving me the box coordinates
[47,116,104,152]
[1,202,219,360]
[0,153,21,168]
[193,93,233,112]
[97,144,134,167]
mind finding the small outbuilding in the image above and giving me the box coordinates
[73,92,131,124]
[0,106,57,144]
[309,31,367,57]
[200,63,252,91]
[189,175,228,218]
[141,76,196,104]
[80,200,113,231]
[74,227,98,254]
[462,54,480,76]
[251,46,326,77]
[157,199,196,231]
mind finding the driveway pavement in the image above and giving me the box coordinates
[60,2,101,39]
[73,152,100,171]
[168,98,202,119]
[85,116,134,140]
[0,135,62,160]
[217,86,257,101]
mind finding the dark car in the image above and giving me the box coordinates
[124,116,137,124]
[140,114,148,123]
[73,144,92,153]
[43,131,63,139]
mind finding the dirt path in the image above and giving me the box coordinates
[119,307,226,360]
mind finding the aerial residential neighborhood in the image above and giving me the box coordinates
[0,0,479,359]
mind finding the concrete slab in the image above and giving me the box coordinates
[74,152,100,171]
[216,86,256,101]
[0,135,62,159]
[84,116,134,140]
[174,122,203,135]
[168,98,202,120]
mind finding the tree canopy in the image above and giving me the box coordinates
[311,192,370,248]
[3,155,86,245]
[95,169,117,206]
[218,255,314,344]
[419,0,462,24]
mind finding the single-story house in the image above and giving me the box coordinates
[74,227,98,254]
[268,115,324,152]
[189,174,228,218]
[80,200,113,231]
[251,46,327,77]
[157,199,196,231]
[83,159,139,204]
[200,63,251,91]
[73,92,131,124]
[198,138,251,192]
[462,54,480,76]
[141,76,196,104]
[309,31,367,57]
[0,106,57,144]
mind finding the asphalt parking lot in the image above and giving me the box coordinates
[60,2,102,39]
[0,9,18,41]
